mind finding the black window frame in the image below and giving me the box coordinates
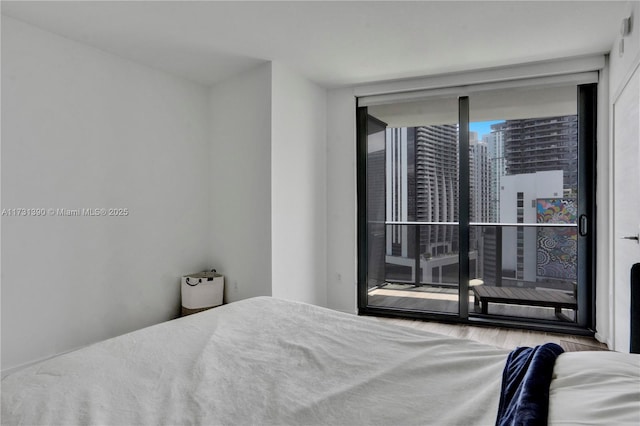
[356,84,597,336]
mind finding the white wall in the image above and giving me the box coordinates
[610,2,640,96]
[1,17,212,371]
[326,88,358,313]
[209,63,273,303]
[271,63,327,306]
[607,1,640,351]
[595,59,612,347]
[209,62,329,307]
[2,23,331,371]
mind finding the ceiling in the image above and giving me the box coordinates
[1,1,629,88]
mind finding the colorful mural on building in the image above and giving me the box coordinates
[536,199,577,280]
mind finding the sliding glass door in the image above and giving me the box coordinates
[357,80,596,331]
[361,96,464,315]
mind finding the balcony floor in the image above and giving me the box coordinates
[367,285,576,322]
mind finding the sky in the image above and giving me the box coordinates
[469,120,504,139]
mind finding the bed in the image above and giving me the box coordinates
[2,297,639,425]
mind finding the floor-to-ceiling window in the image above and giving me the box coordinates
[357,77,596,333]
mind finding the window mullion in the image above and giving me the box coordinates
[459,96,470,319]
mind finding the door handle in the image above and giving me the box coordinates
[579,215,588,236]
[621,234,640,243]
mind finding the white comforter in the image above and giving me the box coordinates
[2,297,639,425]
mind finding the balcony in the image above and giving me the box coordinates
[367,283,576,322]
[366,223,578,323]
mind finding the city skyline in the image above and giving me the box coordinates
[370,113,579,294]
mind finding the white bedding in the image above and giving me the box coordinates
[2,296,639,425]
[549,351,640,425]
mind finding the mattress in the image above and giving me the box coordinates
[2,296,639,425]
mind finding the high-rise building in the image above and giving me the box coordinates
[502,116,578,194]
[415,125,459,257]
[383,124,492,285]
[386,127,415,258]
[381,124,462,285]
[470,133,492,281]
[499,170,564,283]
[470,132,492,224]
[484,125,506,222]
[375,114,579,289]
[483,115,578,289]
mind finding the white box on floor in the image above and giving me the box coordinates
[181,271,224,310]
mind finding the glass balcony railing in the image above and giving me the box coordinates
[367,222,578,322]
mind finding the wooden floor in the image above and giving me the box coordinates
[373,316,609,352]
